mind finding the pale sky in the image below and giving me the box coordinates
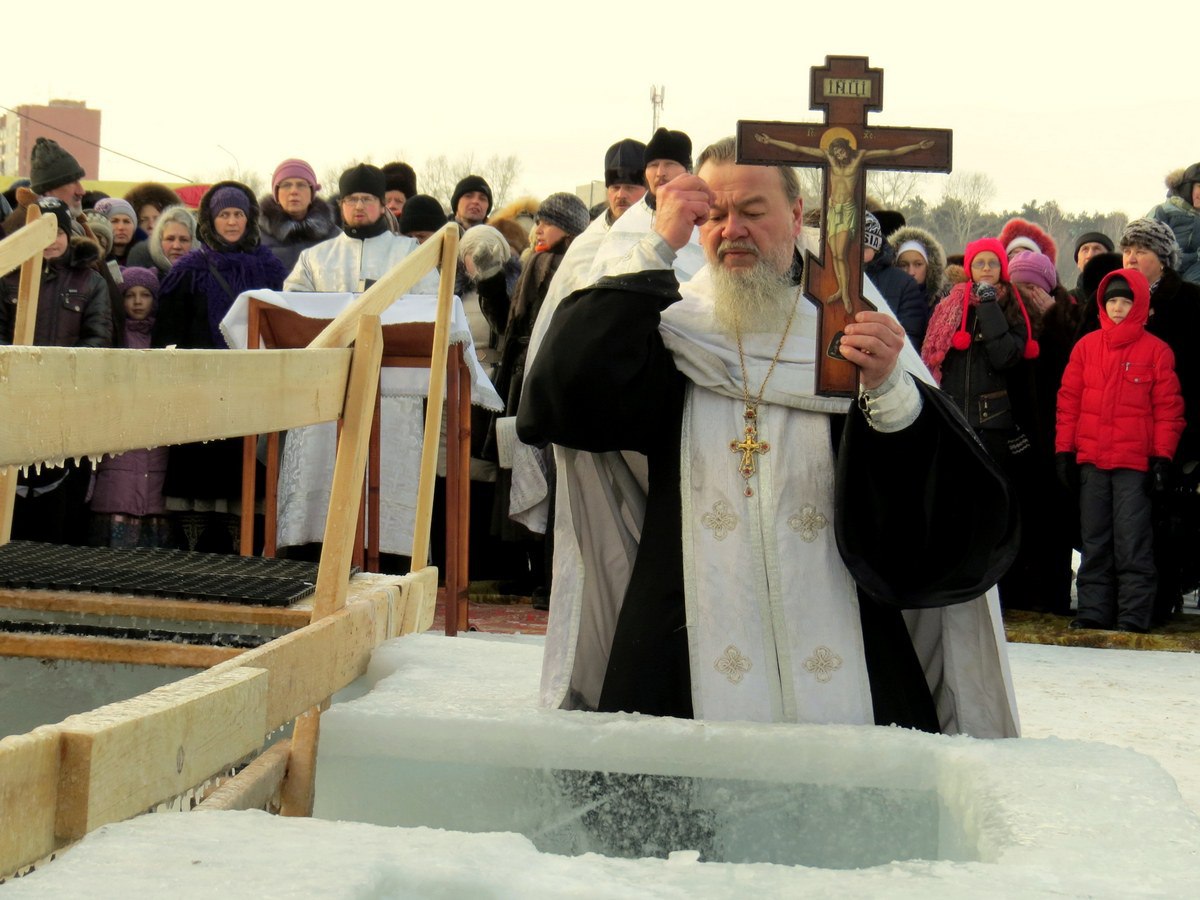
[4,1,1190,220]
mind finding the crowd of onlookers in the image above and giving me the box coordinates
[2,133,1199,632]
[863,162,1200,633]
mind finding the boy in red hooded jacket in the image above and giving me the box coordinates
[1056,269,1185,632]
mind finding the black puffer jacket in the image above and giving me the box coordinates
[0,235,113,347]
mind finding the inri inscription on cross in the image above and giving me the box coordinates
[736,56,952,397]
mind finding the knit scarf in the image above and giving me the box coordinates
[921,282,1024,383]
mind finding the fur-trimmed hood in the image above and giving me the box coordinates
[258,195,338,245]
[58,233,103,271]
[197,181,262,252]
[889,224,946,298]
[1165,164,1200,204]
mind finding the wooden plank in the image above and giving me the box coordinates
[307,224,452,350]
[206,591,389,732]
[398,565,439,636]
[0,588,311,629]
[0,726,60,876]
[411,227,459,572]
[0,346,353,468]
[55,666,268,841]
[196,740,290,812]
[313,316,383,620]
[0,632,240,668]
[0,211,55,279]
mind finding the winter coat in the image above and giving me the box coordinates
[865,242,928,348]
[149,181,283,504]
[152,181,287,349]
[90,317,168,516]
[924,282,1030,432]
[0,235,113,347]
[1079,266,1200,462]
[1149,164,1200,284]
[1056,270,1184,471]
[259,195,339,273]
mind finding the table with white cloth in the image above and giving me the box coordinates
[220,290,502,560]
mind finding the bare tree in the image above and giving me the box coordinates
[420,152,523,211]
[936,171,997,249]
[867,170,929,212]
[420,154,471,210]
[481,154,522,208]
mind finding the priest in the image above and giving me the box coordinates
[517,137,1020,736]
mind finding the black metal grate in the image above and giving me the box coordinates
[0,541,327,607]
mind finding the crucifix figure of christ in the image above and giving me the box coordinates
[736,55,952,396]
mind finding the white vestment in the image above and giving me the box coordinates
[264,231,480,556]
[537,245,1019,736]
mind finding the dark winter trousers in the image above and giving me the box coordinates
[1077,465,1156,630]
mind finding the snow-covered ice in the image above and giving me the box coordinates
[5,633,1200,898]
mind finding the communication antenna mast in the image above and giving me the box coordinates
[650,85,665,132]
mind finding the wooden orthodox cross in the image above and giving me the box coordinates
[737,56,952,397]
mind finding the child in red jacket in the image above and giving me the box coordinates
[1056,269,1185,632]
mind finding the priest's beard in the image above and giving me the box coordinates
[710,241,796,336]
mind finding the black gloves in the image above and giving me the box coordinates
[1151,457,1172,494]
[1056,451,1078,492]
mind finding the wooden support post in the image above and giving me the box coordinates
[280,315,384,817]
[312,316,384,620]
[278,707,321,817]
[411,227,459,575]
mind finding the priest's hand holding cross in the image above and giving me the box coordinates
[653,171,905,391]
[838,313,905,390]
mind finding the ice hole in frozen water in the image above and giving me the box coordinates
[313,635,987,870]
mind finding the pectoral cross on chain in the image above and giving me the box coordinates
[735,55,952,397]
[731,408,770,497]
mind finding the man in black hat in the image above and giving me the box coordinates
[604,138,647,224]
[642,127,692,200]
[580,127,705,287]
[451,175,493,231]
[1068,231,1116,305]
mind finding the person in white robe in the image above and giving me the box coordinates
[276,164,439,560]
[518,137,1019,736]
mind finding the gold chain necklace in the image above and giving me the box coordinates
[730,290,801,497]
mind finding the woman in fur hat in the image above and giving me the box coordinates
[998,218,1058,264]
[1149,163,1200,285]
[152,181,287,552]
[123,182,183,238]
